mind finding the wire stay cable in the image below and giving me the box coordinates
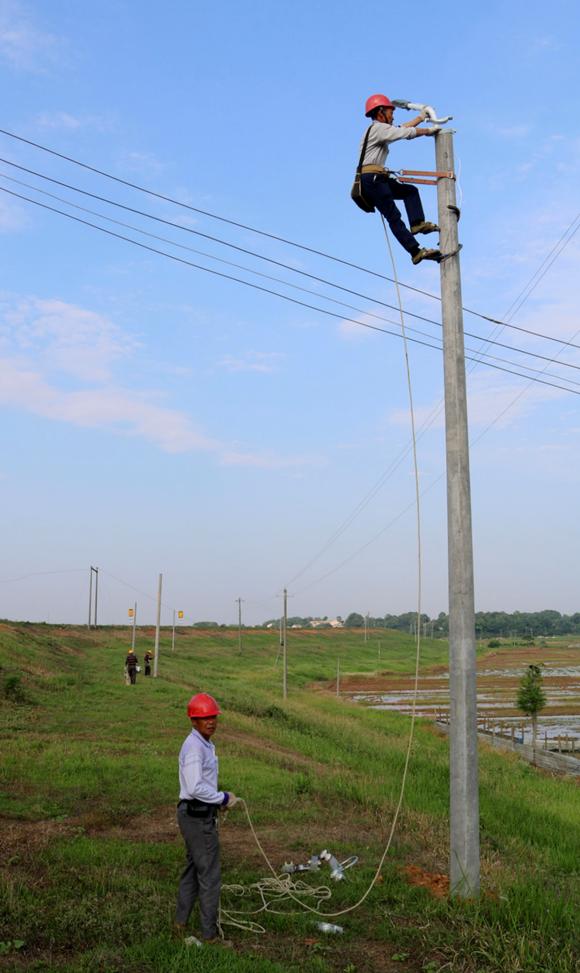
[286,214,580,593]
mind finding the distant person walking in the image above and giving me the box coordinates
[125,648,139,685]
[144,650,153,677]
[175,693,239,946]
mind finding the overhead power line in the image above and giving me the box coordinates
[1,126,578,341]
[3,182,580,400]
[2,157,579,360]
[3,170,580,383]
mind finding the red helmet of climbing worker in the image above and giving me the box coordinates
[187,693,221,719]
[365,93,394,117]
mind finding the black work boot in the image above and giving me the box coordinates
[411,221,440,235]
[411,247,441,265]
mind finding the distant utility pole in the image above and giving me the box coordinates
[153,573,163,678]
[131,602,137,651]
[172,609,176,653]
[436,128,480,898]
[336,656,340,697]
[236,597,243,653]
[364,612,369,642]
[87,566,99,629]
[282,588,288,700]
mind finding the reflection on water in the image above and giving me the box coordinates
[350,664,580,743]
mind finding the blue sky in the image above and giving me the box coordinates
[0,0,579,625]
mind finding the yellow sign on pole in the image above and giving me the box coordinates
[177,610,184,619]
[128,608,134,618]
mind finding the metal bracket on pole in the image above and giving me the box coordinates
[396,169,455,186]
[439,243,463,263]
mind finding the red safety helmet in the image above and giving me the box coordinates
[365,94,394,117]
[187,692,221,718]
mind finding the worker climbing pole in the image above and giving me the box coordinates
[351,94,443,264]
[353,94,480,898]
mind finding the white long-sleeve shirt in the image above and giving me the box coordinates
[178,728,226,804]
[359,121,418,168]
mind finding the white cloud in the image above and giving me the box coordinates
[0,294,317,469]
[2,298,138,381]
[34,111,111,133]
[0,356,218,453]
[0,0,63,71]
[218,351,284,373]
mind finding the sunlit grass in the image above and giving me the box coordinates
[1,622,578,972]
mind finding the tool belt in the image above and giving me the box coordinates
[181,799,217,818]
[360,165,390,174]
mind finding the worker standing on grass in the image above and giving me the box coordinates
[354,94,441,265]
[174,692,239,947]
[144,650,153,676]
[125,648,138,685]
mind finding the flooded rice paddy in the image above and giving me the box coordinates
[341,643,580,745]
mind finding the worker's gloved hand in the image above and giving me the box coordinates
[425,126,441,136]
[224,792,240,809]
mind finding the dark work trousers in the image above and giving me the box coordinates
[176,804,221,939]
[361,174,424,255]
[127,666,137,684]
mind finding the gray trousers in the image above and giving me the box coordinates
[175,804,221,938]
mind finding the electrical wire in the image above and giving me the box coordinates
[0,568,86,584]
[2,156,579,358]
[1,127,578,343]
[3,172,579,384]
[3,184,580,399]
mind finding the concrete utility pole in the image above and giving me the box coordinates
[94,567,99,628]
[236,597,243,653]
[435,129,480,898]
[336,656,340,697]
[131,602,137,651]
[364,612,369,642]
[153,573,163,678]
[87,566,98,629]
[282,588,288,700]
[172,609,176,653]
[88,567,93,630]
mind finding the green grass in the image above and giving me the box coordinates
[0,622,578,972]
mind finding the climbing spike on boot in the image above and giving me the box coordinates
[411,221,440,235]
[412,247,442,265]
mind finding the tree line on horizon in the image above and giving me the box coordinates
[261,609,580,637]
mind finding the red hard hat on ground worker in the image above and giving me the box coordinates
[365,93,394,117]
[187,693,221,718]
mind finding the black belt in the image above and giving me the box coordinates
[178,799,217,818]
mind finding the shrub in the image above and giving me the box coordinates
[3,674,26,703]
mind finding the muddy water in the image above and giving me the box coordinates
[343,646,580,745]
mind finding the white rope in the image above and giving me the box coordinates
[218,218,424,934]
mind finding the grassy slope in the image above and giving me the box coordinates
[0,623,578,973]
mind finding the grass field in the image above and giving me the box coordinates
[1,622,578,972]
